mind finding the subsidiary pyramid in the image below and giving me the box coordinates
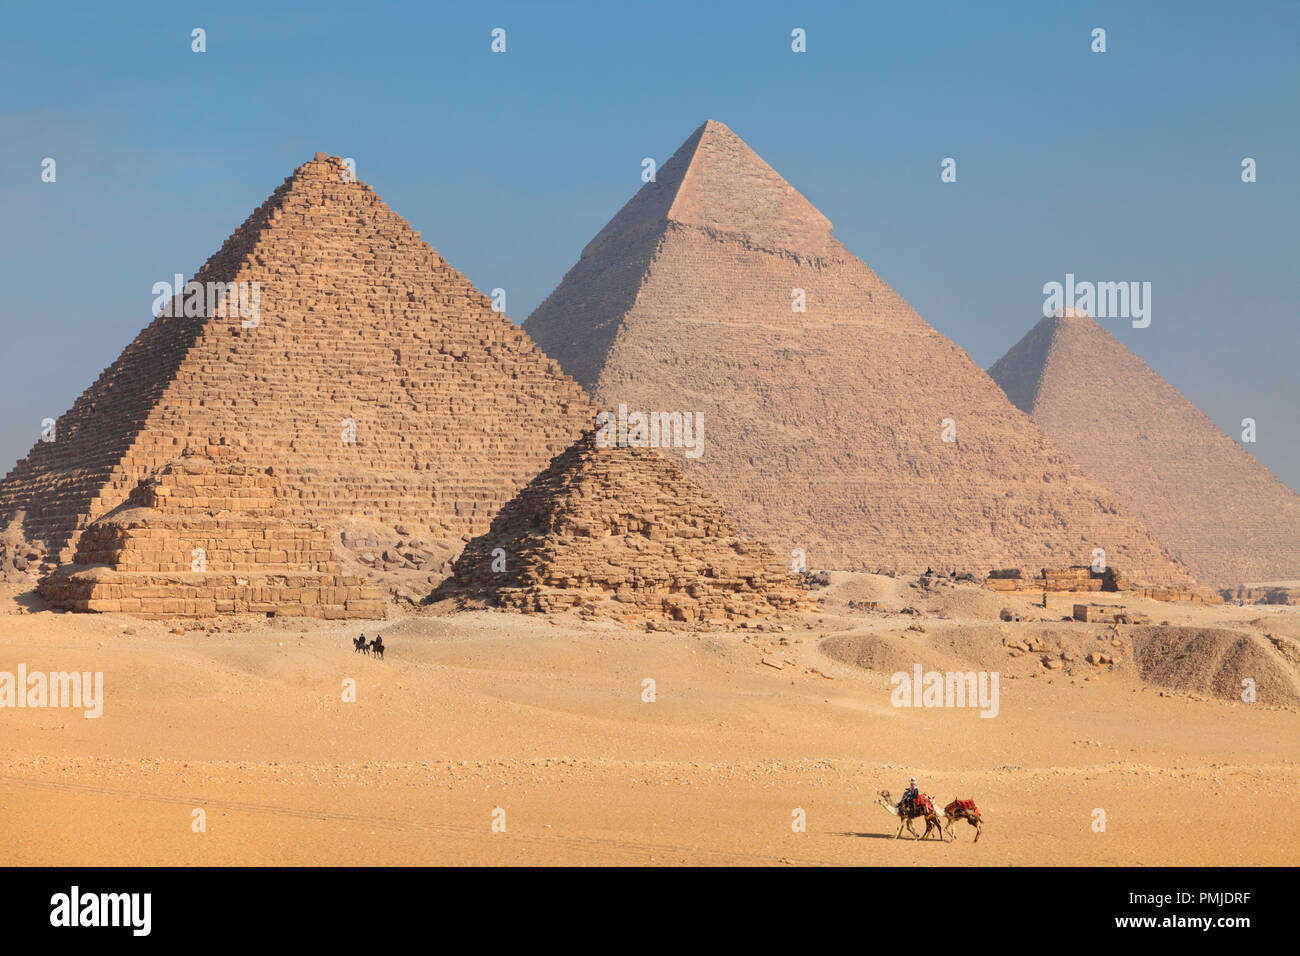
[445,431,814,624]
[989,313,1300,587]
[39,444,385,618]
[0,153,594,578]
[526,121,1196,587]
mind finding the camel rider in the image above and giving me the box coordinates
[901,777,919,813]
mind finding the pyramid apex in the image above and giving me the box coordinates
[1041,309,1118,345]
[1045,307,1111,333]
[581,120,833,257]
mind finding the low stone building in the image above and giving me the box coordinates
[1073,604,1150,624]
[986,565,1125,593]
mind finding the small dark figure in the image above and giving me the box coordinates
[354,633,369,655]
[369,635,384,660]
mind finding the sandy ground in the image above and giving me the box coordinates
[0,575,1297,866]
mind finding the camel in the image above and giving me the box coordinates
[876,789,944,841]
[943,799,983,842]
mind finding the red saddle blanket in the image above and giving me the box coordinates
[947,799,978,814]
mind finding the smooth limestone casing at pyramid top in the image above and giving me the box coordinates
[989,313,1300,588]
[526,121,1199,588]
[0,154,596,580]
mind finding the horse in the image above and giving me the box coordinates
[369,638,384,660]
[353,634,369,655]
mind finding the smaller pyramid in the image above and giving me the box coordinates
[444,432,814,624]
[989,313,1300,587]
[40,444,384,619]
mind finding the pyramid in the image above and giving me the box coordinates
[989,313,1300,587]
[526,121,1197,587]
[39,445,385,619]
[445,431,815,624]
[0,153,594,586]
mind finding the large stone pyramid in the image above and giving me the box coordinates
[526,121,1196,587]
[445,431,814,624]
[989,312,1300,587]
[0,153,594,576]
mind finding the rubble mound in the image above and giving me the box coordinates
[1128,626,1300,706]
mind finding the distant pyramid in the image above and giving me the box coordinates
[0,153,593,574]
[526,121,1195,586]
[989,313,1300,586]
[445,431,814,624]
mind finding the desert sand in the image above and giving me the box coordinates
[1,574,1296,867]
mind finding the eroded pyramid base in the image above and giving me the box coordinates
[38,447,385,620]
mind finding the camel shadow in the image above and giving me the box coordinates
[836,831,947,843]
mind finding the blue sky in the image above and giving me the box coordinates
[2,0,1297,488]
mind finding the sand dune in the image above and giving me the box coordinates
[1,575,1296,866]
